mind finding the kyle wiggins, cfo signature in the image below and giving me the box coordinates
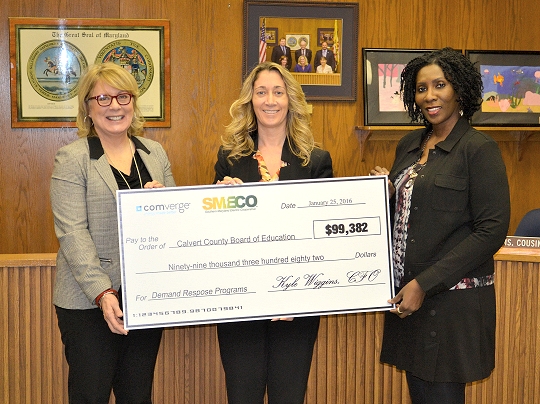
[273,270,381,290]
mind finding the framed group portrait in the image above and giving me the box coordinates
[9,17,170,128]
[466,50,540,127]
[316,28,334,47]
[243,1,359,101]
[265,27,279,45]
[362,48,433,126]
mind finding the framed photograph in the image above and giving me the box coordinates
[9,17,170,128]
[265,27,278,45]
[244,1,359,101]
[363,48,433,126]
[317,28,334,47]
[466,50,540,127]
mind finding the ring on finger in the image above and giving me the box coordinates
[396,306,403,314]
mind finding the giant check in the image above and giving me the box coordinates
[117,176,394,329]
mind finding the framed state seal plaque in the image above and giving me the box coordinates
[9,17,170,128]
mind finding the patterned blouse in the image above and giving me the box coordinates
[392,165,418,288]
[253,150,288,182]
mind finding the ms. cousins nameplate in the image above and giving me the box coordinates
[117,176,394,329]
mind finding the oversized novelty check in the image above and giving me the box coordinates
[117,176,394,330]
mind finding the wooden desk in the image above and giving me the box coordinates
[291,72,341,86]
[1,250,538,403]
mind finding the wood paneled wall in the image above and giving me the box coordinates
[2,252,539,403]
[1,0,540,253]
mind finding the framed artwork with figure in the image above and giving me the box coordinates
[265,27,278,45]
[466,50,540,127]
[362,48,434,126]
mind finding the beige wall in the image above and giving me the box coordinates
[1,0,540,253]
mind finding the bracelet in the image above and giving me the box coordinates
[95,288,119,310]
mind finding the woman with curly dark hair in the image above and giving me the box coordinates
[370,47,510,403]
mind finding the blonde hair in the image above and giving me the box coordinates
[222,61,314,166]
[76,63,145,138]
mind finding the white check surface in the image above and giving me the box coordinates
[117,176,394,329]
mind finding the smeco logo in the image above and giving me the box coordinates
[135,202,190,214]
[202,195,258,211]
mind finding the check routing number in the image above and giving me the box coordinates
[117,176,394,330]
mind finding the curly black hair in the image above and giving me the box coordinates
[400,47,483,124]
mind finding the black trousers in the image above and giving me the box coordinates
[55,305,162,404]
[406,372,466,404]
[217,316,320,404]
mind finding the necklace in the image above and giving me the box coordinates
[404,130,432,189]
[106,139,143,189]
[253,150,287,182]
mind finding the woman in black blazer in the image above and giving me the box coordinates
[371,48,510,404]
[213,61,333,404]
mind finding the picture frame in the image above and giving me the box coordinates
[317,28,334,47]
[285,34,310,51]
[362,48,433,126]
[9,17,170,128]
[243,1,359,101]
[465,50,540,127]
[265,27,278,45]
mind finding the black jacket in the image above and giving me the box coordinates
[213,137,333,183]
[380,118,510,382]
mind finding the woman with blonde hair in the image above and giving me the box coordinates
[51,62,175,403]
[294,55,312,72]
[214,61,333,403]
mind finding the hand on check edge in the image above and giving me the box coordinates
[216,176,243,185]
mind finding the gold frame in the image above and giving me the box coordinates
[243,1,358,101]
[9,17,170,128]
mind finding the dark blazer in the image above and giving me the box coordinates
[51,136,176,309]
[271,45,292,70]
[314,49,336,71]
[380,117,510,383]
[213,136,333,183]
[294,48,313,65]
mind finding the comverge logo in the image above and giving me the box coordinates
[135,202,190,214]
[202,195,257,211]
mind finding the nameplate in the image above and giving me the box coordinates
[503,236,540,248]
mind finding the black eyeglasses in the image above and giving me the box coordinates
[86,93,133,107]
